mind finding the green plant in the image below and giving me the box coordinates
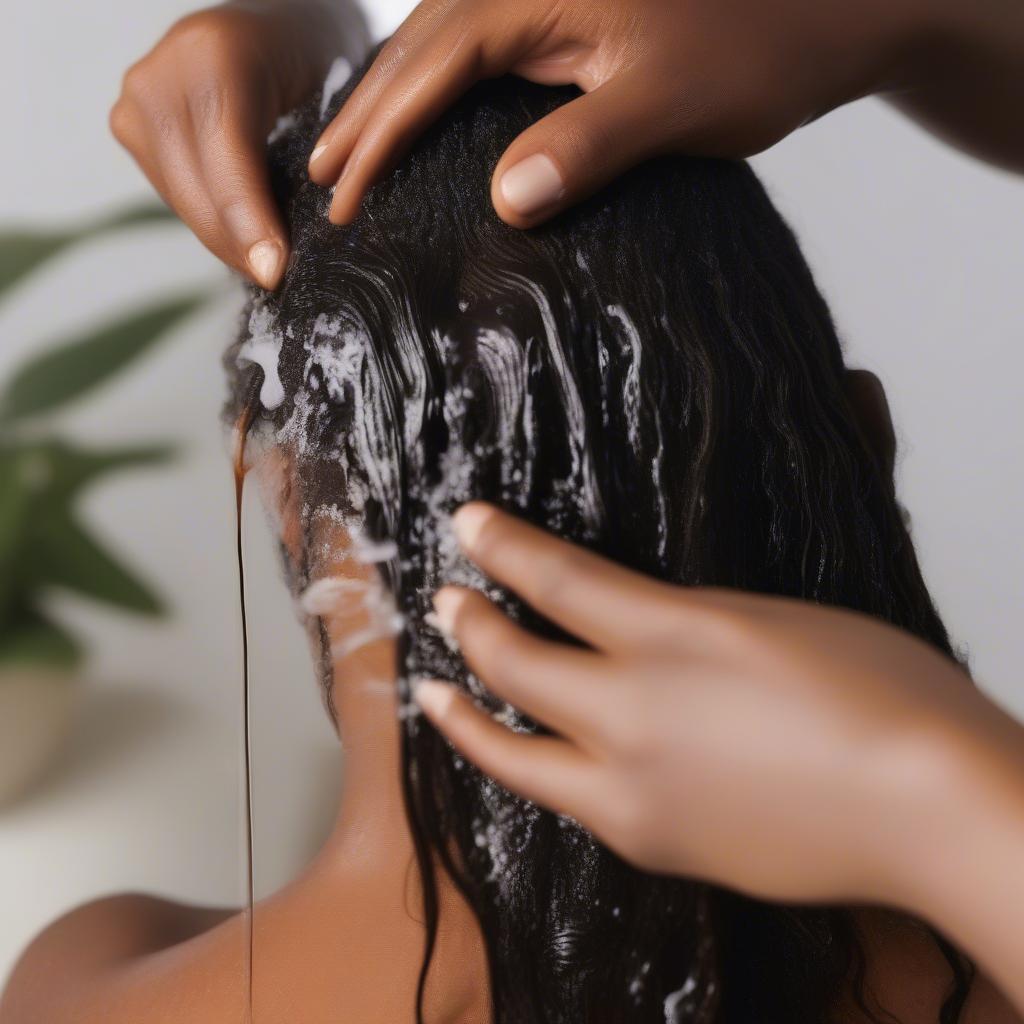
[0,204,213,671]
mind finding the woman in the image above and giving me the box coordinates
[2,53,1016,1024]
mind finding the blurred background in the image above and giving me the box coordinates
[2,0,1022,987]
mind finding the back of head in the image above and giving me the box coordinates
[227,50,962,1024]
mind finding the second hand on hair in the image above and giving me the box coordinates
[414,501,1024,1014]
[310,0,1024,227]
[110,0,1024,289]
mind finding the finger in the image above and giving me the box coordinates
[308,0,457,184]
[325,20,518,225]
[112,93,278,286]
[432,586,617,746]
[490,70,668,228]
[188,91,289,289]
[413,679,602,820]
[110,101,194,226]
[451,503,699,652]
[120,108,263,285]
[133,123,232,263]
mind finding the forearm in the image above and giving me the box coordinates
[897,702,1024,1010]
[888,0,1024,171]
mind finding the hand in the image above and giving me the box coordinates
[110,1,357,288]
[308,0,1024,228]
[414,502,1023,913]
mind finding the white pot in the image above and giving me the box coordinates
[0,665,77,806]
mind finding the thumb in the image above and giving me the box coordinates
[490,73,665,228]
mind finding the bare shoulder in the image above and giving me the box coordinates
[0,892,238,1024]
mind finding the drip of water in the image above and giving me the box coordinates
[232,417,256,1022]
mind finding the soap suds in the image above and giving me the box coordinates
[267,111,298,144]
[300,575,371,616]
[235,232,692,1009]
[236,302,285,410]
[663,976,697,1021]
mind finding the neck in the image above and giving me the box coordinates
[317,641,416,873]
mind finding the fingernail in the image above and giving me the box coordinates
[499,153,565,217]
[453,503,496,554]
[310,143,329,165]
[247,240,283,289]
[412,679,456,720]
[432,587,468,637]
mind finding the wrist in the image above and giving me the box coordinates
[851,0,961,93]
[876,0,1024,92]
[882,696,1024,1000]
[791,0,961,112]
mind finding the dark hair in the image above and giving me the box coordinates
[227,48,973,1024]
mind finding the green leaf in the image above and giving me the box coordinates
[0,608,82,669]
[91,203,177,233]
[0,201,176,300]
[0,452,31,568]
[31,512,165,615]
[0,460,30,623]
[0,291,210,420]
[29,439,177,503]
[0,440,175,628]
[0,231,74,299]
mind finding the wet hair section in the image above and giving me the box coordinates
[224,48,971,1024]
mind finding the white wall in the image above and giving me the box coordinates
[1,0,1021,984]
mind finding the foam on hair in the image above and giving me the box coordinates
[225,47,971,1024]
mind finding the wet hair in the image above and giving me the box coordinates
[226,48,973,1024]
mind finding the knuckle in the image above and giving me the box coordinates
[115,70,185,148]
[403,0,465,40]
[147,104,180,147]
[120,61,151,102]
[108,100,136,145]
[167,10,236,51]
[443,8,484,58]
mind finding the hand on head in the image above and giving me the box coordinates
[112,0,1024,286]
[414,502,1014,912]
[307,0,921,227]
[109,0,368,290]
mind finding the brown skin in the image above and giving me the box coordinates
[109,0,369,289]
[0,459,490,1024]
[413,376,1024,1014]
[418,521,1024,1017]
[1,377,1020,1023]
[21,5,1010,1017]
[112,0,1024,282]
[307,0,1022,225]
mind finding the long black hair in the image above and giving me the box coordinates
[226,48,973,1024]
